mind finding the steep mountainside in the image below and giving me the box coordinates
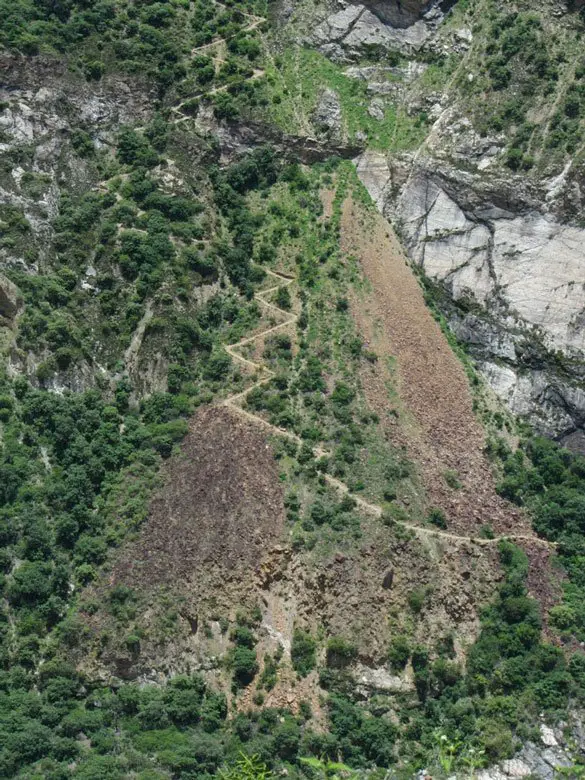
[271,0,585,448]
[1,0,585,778]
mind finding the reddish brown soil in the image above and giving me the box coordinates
[342,196,532,539]
[523,540,564,630]
[111,405,286,592]
[320,188,335,220]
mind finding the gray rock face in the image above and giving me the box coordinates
[477,721,579,780]
[354,149,585,445]
[0,53,155,272]
[361,0,436,28]
[312,88,343,140]
[312,3,431,60]
[367,97,386,120]
[398,172,585,356]
[0,274,22,321]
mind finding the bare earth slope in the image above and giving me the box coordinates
[343,195,532,538]
[113,405,286,595]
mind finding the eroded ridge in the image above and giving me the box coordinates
[222,269,554,550]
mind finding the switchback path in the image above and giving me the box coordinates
[220,269,555,550]
[171,0,267,124]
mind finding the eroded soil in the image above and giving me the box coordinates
[112,405,287,594]
[342,196,531,538]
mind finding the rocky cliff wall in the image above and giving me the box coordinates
[276,0,585,447]
[355,141,585,448]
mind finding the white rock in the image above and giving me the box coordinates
[313,4,430,58]
[477,769,508,780]
[456,27,473,42]
[540,724,558,748]
[353,149,391,211]
[354,663,414,694]
[500,758,532,777]
[492,213,585,352]
[367,98,385,120]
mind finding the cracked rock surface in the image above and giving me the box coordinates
[355,148,585,446]
[312,3,432,60]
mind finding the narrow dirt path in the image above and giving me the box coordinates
[221,270,554,550]
[172,68,265,121]
[190,4,265,56]
[171,0,267,124]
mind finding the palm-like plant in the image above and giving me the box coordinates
[218,753,273,780]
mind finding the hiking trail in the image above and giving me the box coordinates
[221,270,554,550]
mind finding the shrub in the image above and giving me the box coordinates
[326,636,357,667]
[275,286,291,310]
[231,647,258,687]
[407,588,426,614]
[291,629,316,677]
[444,470,461,490]
[388,637,410,671]
[428,507,447,529]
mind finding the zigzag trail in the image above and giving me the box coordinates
[221,272,555,551]
[171,1,266,124]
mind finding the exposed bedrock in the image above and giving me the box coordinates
[355,149,585,448]
[310,1,442,60]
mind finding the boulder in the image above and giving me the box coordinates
[368,97,386,120]
[0,273,22,321]
[312,88,343,141]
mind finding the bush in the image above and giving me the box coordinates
[291,629,316,677]
[388,637,410,671]
[275,286,291,310]
[231,647,258,687]
[326,636,357,667]
[428,507,447,529]
[407,588,426,614]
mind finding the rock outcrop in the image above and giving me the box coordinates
[0,273,22,321]
[311,3,434,60]
[362,0,437,28]
[478,722,577,780]
[355,147,585,448]
[312,88,343,140]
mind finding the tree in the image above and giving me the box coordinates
[275,286,291,310]
[291,630,316,677]
[232,647,258,687]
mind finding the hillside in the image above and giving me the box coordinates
[1,0,585,778]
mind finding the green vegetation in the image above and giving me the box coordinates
[2,128,585,777]
[451,2,585,170]
[291,630,317,678]
[0,135,314,776]
[220,754,274,779]
[264,47,428,150]
[2,0,585,762]
[244,162,425,544]
[388,637,410,671]
[496,435,585,642]
[0,0,266,104]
